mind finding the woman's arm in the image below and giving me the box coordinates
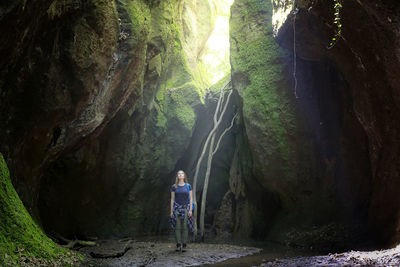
[189,190,193,217]
[170,191,175,218]
[189,190,193,212]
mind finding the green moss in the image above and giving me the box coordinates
[148,54,162,76]
[144,0,202,131]
[95,0,213,236]
[155,101,167,128]
[209,73,231,93]
[165,48,193,89]
[47,0,82,19]
[155,86,164,103]
[153,28,202,132]
[230,0,296,169]
[71,0,118,70]
[160,82,200,131]
[126,0,151,45]
[0,153,75,266]
[149,0,180,44]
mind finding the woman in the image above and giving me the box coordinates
[170,170,194,252]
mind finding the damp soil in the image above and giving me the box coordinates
[75,235,318,267]
[75,235,399,266]
[77,239,261,266]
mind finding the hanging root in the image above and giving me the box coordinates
[292,0,299,98]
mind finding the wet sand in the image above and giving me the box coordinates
[78,239,262,266]
[77,235,399,267]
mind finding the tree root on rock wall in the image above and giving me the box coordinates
[51,232,97,249]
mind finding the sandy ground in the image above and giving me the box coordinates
[76,236,400,267]
[77,239,262,267]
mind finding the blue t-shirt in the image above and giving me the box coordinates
[171,183,192,205]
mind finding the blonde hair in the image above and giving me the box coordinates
[174,170,188,187]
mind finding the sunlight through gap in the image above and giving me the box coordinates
[201,0,234,85]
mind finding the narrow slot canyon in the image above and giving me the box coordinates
[1,0,400,266]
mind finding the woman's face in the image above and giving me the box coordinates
[177,171,185,181]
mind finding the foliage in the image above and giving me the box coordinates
[127,0,151,37]
[209,73,231,94]
[327,0,343,49]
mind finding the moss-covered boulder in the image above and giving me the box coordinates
[0,153,77,266]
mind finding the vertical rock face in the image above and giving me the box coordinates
[37,0,217,237]
[275,0,400,245]
[230,0,297,196]
[0,0,139,215]
[227,0,375,246]
[0,0,218,238]
[226,0,400,246]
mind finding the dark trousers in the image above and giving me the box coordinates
[175,209,188,244]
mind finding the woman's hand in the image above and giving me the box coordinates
[170,211,173,218]
[188,210,192,218]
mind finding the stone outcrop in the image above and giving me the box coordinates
[37,0,217,237]
[221,0,400,247]
[275,0,400,246]
[0,0,218,238]
[0,0,138,216]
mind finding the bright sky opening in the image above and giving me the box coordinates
[201,0,234,85]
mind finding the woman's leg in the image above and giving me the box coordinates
[182,209,188,246]
[175,210,182,246]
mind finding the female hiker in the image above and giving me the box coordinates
[170,170,194,252]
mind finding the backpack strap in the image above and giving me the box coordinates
[185,183,194,210]
[185,183,190,201]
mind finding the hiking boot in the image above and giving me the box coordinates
[176,243,181,252]
[181,243,187,252]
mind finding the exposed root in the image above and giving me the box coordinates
[51,232,97,249]
[89,240,133,259]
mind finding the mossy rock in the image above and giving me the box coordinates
[230,0,297,191]
[0,153,76,266]
[37,0,214,238]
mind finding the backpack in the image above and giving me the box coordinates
[184,183,195,211]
